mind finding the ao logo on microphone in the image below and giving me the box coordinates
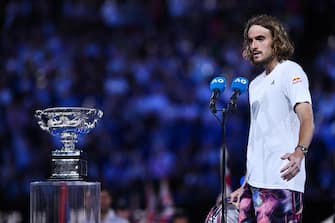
[211,77,225,84]
[233,77,248,85]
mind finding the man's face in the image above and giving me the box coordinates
[247,25,275,66]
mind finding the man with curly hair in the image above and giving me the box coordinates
[229,14,315,223]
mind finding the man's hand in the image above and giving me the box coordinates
[280,149,304,181]
[228,186,244,208]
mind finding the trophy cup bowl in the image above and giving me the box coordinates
[35,107,103,180]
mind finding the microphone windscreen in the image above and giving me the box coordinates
[210,76,226,93]
[231,77,249,94]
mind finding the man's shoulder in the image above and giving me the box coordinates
[280,60,303,71]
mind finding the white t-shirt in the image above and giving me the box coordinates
[246,60,312,193]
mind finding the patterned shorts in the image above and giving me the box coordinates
[239,184,303,223]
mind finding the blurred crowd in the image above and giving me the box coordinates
[0,0,334,222]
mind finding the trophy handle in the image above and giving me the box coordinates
[35,110,49,131]
[85,110,103,129]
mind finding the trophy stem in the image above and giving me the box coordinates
[61,139,77,151]
[61,133,78,151]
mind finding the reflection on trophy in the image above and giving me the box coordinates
[35,107,103,180]
[30,107,103,223]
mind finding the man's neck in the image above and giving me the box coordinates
[265,59,279,75]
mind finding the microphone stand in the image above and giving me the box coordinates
[210,101,237,223]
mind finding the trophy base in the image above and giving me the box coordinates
[30,181,100,223]
[50,150,87,181]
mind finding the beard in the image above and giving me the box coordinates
[252,52,275,66]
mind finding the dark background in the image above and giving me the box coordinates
[0,0,334,222]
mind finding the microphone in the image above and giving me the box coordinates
[209,76,226,113]
[229,76,249,106]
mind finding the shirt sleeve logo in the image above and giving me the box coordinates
[292,76,302,84]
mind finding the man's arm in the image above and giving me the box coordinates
[295,102,315,152]
[280,102,314,181]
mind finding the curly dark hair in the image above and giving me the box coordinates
[242,14,294,64]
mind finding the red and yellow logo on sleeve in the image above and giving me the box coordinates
[292,76,302,84]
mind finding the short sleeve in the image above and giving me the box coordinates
[282,63,312,111]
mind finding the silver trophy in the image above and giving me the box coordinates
[35,107,103,180]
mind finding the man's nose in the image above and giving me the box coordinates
[251,41,258,49]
